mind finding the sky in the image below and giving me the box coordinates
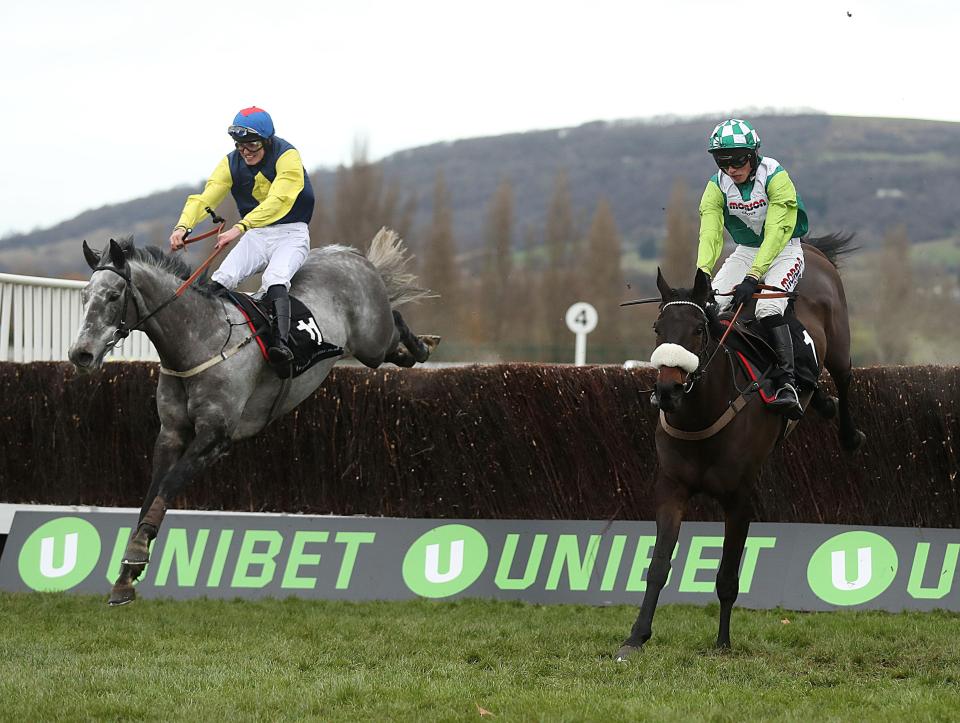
[2,0,958,237]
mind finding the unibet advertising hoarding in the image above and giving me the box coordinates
[1,510,959,611]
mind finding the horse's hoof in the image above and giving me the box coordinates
[841,429,866,453]
[614,644,640,662]
[418,335,441,352]
[108,584,136,606]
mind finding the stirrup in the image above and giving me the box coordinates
[769,382,803,420]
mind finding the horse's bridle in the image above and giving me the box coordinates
[89,264,181,352]
[658,300,717,393]
[89,264,142,351]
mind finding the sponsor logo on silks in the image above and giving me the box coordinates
[18,517,102,592]
[296,317,323,345]
[728,199,767,212]
[807,531,899,605]
[402,524,489,598]
[779,258,804,290]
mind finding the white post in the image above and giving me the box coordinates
[565,302,598,366]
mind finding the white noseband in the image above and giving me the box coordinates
[650,343,700,374]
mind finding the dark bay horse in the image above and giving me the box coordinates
[68,228,439,605]
[616,234,865,660]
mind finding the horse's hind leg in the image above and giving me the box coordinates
[384,310,440,366]
[716,493,752,649]
[824,305,865,451]
[809,386,837,419]
[832,365,866,451]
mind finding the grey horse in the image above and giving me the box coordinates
[68,228,439,604]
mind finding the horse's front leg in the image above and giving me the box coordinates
[715,492,752,649]
[109,422,230,605]
[109,426,190,605]
[616,482,687,661]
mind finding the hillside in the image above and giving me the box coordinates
[2,113,958,278]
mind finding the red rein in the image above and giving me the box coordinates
[175,223,226,296]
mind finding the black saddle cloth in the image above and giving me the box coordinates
[720,311,820,397]
[225,291,343,378]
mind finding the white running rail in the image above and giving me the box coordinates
[0,272,158,362]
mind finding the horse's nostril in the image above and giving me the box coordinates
[71,350,94,368]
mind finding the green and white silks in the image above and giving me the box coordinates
[697,156,809,280]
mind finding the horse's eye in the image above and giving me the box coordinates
[107,292,121,303]
[694,326,704,336]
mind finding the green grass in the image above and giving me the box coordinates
[1,593,959,722]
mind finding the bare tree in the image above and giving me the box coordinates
[660,178,697,285]
[332,138,415,248]
[481,179,514,347]
[582,198,625,360]
[307,172,330,249]
[419,170,460,339]
[543,170,579,358]
[875,224,913,363]
[517,223,546,357]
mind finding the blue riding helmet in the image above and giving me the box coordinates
[228,106,275,142]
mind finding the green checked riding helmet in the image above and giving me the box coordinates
[707,118,761,174]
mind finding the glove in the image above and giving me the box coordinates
[730,275,759,309]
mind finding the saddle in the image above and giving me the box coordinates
[224,291,343,378]
[718,306,820,405]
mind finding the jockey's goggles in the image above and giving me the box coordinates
[228,124,263,141]
[234,140,265,152]
[713,152,752,170]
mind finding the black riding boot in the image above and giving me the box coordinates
[764,319,803,420]
[266,284,294,365]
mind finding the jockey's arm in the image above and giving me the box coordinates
[696,179,725,277]
[175,157,232,231]
[235,148,305,232]
[749,170,799,279]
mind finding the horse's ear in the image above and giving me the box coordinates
[108,239,126,269]
[82,240,100,270]
[656,267,673,301]
[692,268,711,305]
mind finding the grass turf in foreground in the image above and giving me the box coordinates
[1,593,958,721]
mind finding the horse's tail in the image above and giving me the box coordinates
[804,232,859,268]
[366,227,436,307]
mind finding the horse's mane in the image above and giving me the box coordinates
[114,236,217,297]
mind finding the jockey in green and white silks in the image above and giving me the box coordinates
[697,118,805,419]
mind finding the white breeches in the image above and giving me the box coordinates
[712,238,804,318]
[211,222,310,291]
